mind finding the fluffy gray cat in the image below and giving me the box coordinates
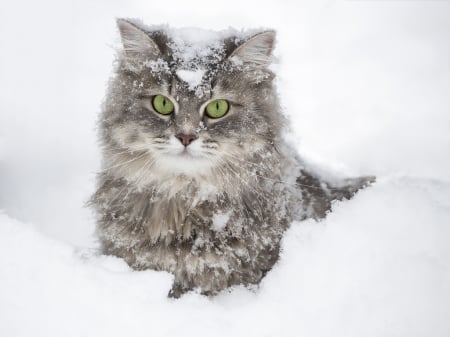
[90,19,374,298]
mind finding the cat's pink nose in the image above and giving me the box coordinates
[176,133,198,146]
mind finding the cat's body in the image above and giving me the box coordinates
[91,19,373,297]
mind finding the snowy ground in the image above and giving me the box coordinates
[1,1,449,336]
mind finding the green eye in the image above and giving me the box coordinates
[152,95,174,115]
[205,99,229,119]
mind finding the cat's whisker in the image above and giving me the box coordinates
[202,145,218,150]
[217,161,267,219]
[134,158,156,187]
[214,164,247,198]
[102,158,155,208]
[99,151,149,173]
[100,142,157,156]
[103,158,156,210]
[101,141,164,157]
[101,146,147,156]
[217,157,261,196]
[222,151,334,191]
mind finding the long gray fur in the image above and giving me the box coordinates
[90,19,374,298]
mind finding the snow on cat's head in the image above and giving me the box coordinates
[101,19,284,188]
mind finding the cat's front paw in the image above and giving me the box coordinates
[168,282,192,299]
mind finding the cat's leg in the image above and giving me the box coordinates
[168,282,192,298]
[167,265,194,298]
[168,251,238,298]
[297,168,375,220]
[167,268,224,298]
[168,266,230,298]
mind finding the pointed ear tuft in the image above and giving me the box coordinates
[229,31,276,68]
[116,19,161,61]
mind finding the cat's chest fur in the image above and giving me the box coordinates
[95,156,296,246]
[93,165,298,296]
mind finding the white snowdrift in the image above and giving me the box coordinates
[1,177,449,337]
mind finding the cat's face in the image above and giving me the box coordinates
[103,20,283,183]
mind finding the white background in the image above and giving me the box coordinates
[0,1,449,336]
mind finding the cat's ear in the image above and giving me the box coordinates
[229,31,276,68]
[116,19,161,67]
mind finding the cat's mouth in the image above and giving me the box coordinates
[168,145,205,159]
[154,147,214,177]
[180,148,192,156]
[163,148,196,159]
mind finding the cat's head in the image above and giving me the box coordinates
[102,19,284,185]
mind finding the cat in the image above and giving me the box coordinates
[90,19,374,298]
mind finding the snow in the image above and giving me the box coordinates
[144,58,170,74]
[176,68,206,90]
[0,0,449,336]
[1,179,449,337]
[211,211,232,232]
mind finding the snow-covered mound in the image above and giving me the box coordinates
[1,178,449,337]
[0,0,449,336]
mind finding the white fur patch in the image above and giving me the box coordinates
[155,136,214,174]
